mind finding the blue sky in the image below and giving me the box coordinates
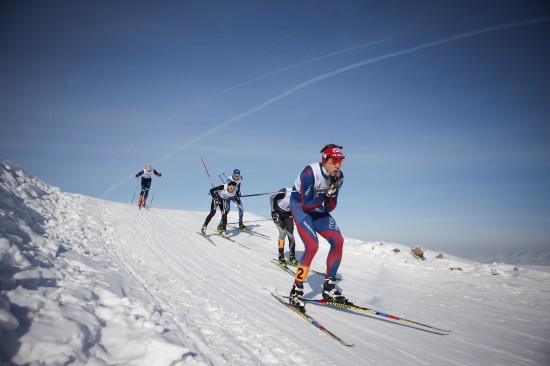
[1,0,549,258]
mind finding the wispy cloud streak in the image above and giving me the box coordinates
[101,17,549,197]
[82,40,387,195]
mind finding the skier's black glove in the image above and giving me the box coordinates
[272,212,282,226]
[323,183,338,198]
[324,174,343,198]
[158,173,162,177]
[330,175,343,187]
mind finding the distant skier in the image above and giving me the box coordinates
[218,169,247,230]
[135,163,161,208]
[270,188,297,267]
[203,181,239,238]
[288,144,346,313]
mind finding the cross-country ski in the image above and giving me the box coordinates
[271,292,354,347]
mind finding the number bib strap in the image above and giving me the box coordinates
[295,264,310,282]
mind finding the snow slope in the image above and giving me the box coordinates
[1,159,549,365]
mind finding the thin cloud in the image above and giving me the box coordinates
[101,17,549,197]
[82,39,388,195]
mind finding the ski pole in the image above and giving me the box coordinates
[200,156,215,188]
[240,187,328,198]
[131,181,139,205]
[218,174,225,184]
[228,219,272,224]
[240,190,296,198]
[148,176,160,208]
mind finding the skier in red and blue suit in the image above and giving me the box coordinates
[288,144,347,313]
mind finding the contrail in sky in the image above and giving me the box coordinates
[80,39,388,195]
[101,16,549,197]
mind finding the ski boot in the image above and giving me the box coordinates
[138,195,144,208]
[201,225,207,235]
[288,255,298,266]
[322,277,347,303]
[289,282,305,313]
[217,226,229,238]
[278,253,287,267]
[239,222,248,230]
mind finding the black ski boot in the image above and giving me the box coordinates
[278,253,287,267]
[290,282,305,313]
[322,277,347,303]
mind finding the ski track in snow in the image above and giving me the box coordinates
[82,196,550,365]
[1,159,550,365]
[96,202,333,365]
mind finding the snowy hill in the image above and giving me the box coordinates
[1,159,549,365]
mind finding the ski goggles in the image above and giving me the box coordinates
[326,156,345,165]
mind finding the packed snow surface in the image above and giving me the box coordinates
[1,159,549,365]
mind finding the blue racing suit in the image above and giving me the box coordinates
[290,162,344,282]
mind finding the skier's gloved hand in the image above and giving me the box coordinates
[272,212,282,226]
[323,183,338,198]
[330,175,343,188]
[158,173,162,177]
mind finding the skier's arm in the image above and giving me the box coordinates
[300,166,326,212]
[323,172,343,212]
[270,191,284,226]
[270,190,285,213]
[154,169,162,177]
[324,191,338,212]
[209,185,224,198]
[269,194,277,213]
[135,170,144,178]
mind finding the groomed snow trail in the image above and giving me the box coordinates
[88,198,550,365]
